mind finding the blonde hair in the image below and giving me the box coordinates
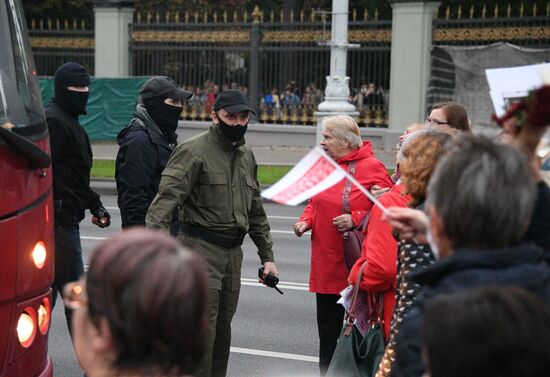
[323,115,362,148]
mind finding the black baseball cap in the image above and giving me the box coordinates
[140,76,193,101]
[213,89,256,115]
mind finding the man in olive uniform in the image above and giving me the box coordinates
[146,89,278,377]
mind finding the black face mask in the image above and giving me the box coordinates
[217,114,248,142]
[54,86,89,116]
[143,96,182,136]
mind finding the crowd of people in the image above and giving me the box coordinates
[46,59,550,377]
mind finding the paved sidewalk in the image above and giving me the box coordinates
[91,142,397,196]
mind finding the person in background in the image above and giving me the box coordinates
[375,129,457,377]
[425,102,470,132]
[421,286,550,377]
[146,89,278,377]
[116,76,192,235]
[293,115,393,375]
[66,228,209,377]
[46,61,110,334]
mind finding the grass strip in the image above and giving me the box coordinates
[92,159,292,186]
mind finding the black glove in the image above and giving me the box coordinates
[91,205,111,228]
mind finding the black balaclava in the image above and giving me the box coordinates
[216,113,248,142]
[53,62,91,117]
[143,95,182,143]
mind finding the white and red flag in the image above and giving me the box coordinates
[261,147,388,214]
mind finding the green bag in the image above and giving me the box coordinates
[326,262,386,377]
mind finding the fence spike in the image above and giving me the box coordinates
[39,18,43,30]
[166,11,170,23]
[252,6,261,23]
[147,12,151,24]
[136,12,141,23]
[507,4,511,18]
[280,9,284,22]
[520,2,524,17]
[81,19,85,30]
[494,4,498,18]
[204,11,208,23]
[222,11,227,23]
[300,9,304,22]
[310,10,314,22]
[233,10,238,22]
[547,1,550,16]
[244,10,248,22]
[482,4,486,18]
[375,8,379,21]
[175,12,180,23]
[55,18,60,30]
[457,5,462,19]
[213,11,217,23]
[186,12,190,23]
[364,9,368,21]
[533,2,537,16]
[352,8,356,21]
[271,10,275,23]
[194,11,198,23]
[469,5,474,18]
[445,5,450,19]
[64,18,68,30]
[47,18,51,30]
[31,18,35,30]
[290,10,294,22]
[156,12,160,23]
[73,17,77,30]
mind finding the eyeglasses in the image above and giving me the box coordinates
[63,280,87,310]
[425,118,448,126]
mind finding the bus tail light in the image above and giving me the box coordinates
[38,298,50,334]
[32,241,47,269]
[17,308,37,348]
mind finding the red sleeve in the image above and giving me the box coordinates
[348,206,398,292]
[298,199,314,228]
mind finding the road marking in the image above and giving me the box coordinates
[230,347,317,363]
[82,236,107,240]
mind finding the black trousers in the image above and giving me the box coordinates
[316,293,345,376]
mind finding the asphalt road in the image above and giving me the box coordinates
[48,195,321,377]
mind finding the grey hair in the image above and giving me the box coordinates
[426,134,536,250]
[323,115,363,149]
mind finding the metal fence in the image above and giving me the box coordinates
[129,7,392,127]
[27,18,94,75]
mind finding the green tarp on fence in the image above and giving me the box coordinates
[39,77,149,141]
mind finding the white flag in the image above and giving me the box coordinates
[261,147,388,214]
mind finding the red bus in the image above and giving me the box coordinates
[0,0,54,376]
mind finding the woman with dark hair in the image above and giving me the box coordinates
[426,102,470,132]
[64,228,209,377]
[422,286,550,377]
[375,129,457,377]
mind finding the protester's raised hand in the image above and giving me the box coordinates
[382,207,428,244]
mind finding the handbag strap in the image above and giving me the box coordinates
[344,261,367,336]
[341,160,357,214]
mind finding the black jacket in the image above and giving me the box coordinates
[523,181,550,252]
[392,245,550,377]
[46,100,102,225]
[115,104,176,228]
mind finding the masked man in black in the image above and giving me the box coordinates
[115,76,192,235]
[46,62,111,334]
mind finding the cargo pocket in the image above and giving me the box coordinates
[198,173,227,208]
[243,176,256,210]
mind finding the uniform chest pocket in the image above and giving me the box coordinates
[198,173,228,208]
[243,175,256,210]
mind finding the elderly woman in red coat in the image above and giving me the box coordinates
[293,115,393,375]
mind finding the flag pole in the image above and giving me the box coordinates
[315,147,390,216]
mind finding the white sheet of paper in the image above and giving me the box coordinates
[337,285,370,337]
[486,63,550,117]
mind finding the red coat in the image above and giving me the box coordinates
[299,141,393,294]
[348,184,410,339]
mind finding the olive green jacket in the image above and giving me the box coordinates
[146,125,274,263]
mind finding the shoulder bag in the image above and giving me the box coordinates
[342,160,369,271]
[326,262,386,377]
